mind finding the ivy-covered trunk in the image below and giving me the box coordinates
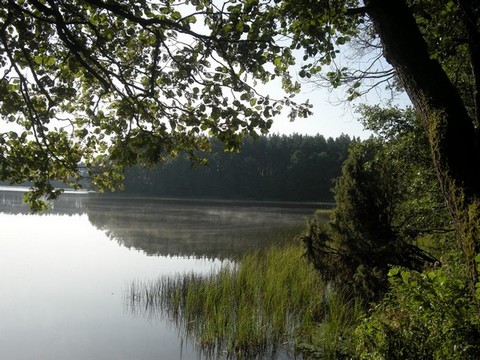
[366,0,480,290]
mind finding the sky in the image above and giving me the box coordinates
[246,46,412,140]
[261,80,412,140]
[268,87,370,139]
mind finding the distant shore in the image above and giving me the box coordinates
[0,185,93,194]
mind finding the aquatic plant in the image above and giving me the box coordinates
[296,285,363,359]
[127,241,324,358]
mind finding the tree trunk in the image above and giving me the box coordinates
[365,0,480,289]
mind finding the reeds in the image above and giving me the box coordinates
[126,224,363,359]
[295,285,364,359]
[127,241,325,358]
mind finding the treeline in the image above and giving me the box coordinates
[123,134,355,202]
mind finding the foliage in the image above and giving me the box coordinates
[355,264,480,359]
[357,106,452,248]
[2,3,480,289]
[300,104,480,359]
[409,0,478,120]
[298,148,422,300]
[0,0,315,207]
[123,134,353,202]
[296,286,363,360]
[2,1,480,357]
[0,0,473,190]
[299,106,449,301]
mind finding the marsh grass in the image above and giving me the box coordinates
[127,231,325,358]
[296,286,364,359]
[126,223,362,359]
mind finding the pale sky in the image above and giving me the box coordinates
[262,80,412,140]
[268,89,370,139]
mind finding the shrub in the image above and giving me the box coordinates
[299,140,438,303]
[354,265,480,359]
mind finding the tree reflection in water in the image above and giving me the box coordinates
[0,189,328,259]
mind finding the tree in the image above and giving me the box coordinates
[0,0,311,210]
[122,134,350,201]
[232,0,480,291]
[1,0,479,290]
[300,106,451,301]
[361,0,480,290]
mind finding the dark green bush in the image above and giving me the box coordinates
[299,140,438,302]
[354,265,480,359]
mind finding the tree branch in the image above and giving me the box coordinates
[457,0,480,127]
[345,7,369,16]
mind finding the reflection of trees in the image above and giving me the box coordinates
[0,189,88,216]
[86,196,326,259]
[0,190,329,259]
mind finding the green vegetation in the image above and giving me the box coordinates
[128,238,328,359]
[296,287,363,359]
[355,265,480,359]
[300,107,443,302]
[3,1,480,358]
[298,106,480,358]
[140,103,475,359]
[127,226,368,359]
[123,134,353,202]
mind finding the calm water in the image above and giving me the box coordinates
[0,189,325,359]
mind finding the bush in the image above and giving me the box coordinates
[299,140,438,303]
[354,264,480,359]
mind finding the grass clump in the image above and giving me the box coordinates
[128,241,325,358]
[297,286,363,359]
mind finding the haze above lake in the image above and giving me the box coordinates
[0,189,326,359]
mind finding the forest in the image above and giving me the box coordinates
[122,134,354,202]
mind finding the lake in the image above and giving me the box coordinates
[0,188,327,359]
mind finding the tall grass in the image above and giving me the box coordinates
[127,224,363,359]
[127,238,325,358]
[296,285,364,359]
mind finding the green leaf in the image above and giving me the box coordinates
[171,11,182,20]
[401,271,411,283]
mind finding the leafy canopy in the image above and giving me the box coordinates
[0,0,317,208]
[2,0,476,210]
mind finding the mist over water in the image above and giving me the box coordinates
[0,189,324,359]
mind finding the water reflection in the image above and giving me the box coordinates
[0,189,330,259]
[87,196,326,259]
[0,212,213,360]
[0,188,330,359]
